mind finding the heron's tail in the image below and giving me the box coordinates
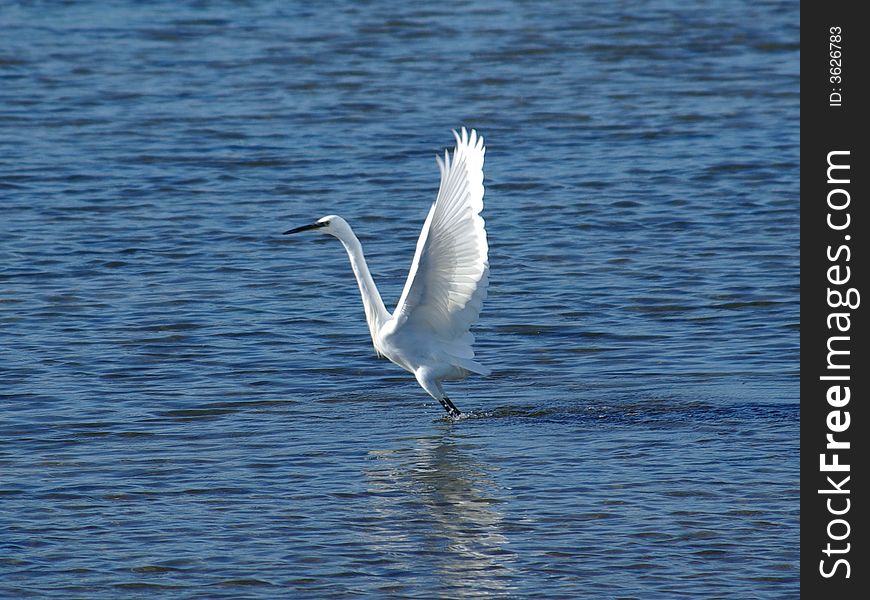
[453,357,491,377]
[437,333,490,377]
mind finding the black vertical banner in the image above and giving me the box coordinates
[801,1,868,597]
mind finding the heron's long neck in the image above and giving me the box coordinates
[339,232,389,342]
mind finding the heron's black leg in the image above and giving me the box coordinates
[439,396,461,417]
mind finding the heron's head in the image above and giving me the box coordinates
[283,215,350,239]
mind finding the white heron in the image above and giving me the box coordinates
[284,128,489,417]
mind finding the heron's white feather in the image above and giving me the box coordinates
[392,128,489,375]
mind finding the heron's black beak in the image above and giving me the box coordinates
[283,222,327,235]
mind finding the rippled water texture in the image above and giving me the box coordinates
[1,1,798,598]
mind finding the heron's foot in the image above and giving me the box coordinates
[438,396,462,418]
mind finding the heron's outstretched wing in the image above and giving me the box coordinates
[392,128,489,375]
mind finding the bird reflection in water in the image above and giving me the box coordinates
[364,430,516,596]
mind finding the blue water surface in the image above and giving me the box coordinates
[1,1,798,598]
